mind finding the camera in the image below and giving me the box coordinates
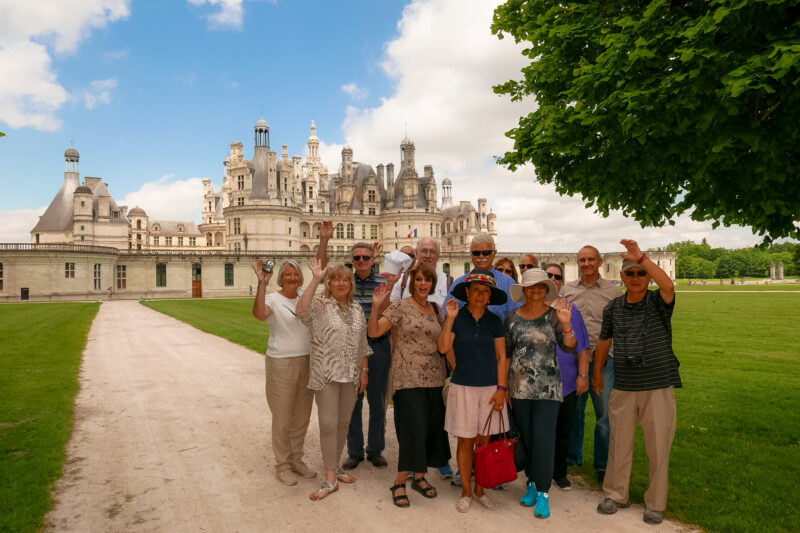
[262,260,275,274]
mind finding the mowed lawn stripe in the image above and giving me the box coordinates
[0,302,100,533]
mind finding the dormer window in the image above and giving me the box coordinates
[178,225,184,233]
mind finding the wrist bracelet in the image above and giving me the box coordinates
[362,367,369,373]
[563,327,573,334]
[496,385,507,391]
[637,253,648,264]
[578,374,589,379]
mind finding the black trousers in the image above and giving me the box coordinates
[511,398,560,492]
[393,387,451,473]
[554,391,578,480]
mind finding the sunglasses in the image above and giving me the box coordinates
[519,263,537,270]
[546,272,563,281]
[497,268,513,275]
[471,250,494,257]
[622,270,648,277]
[352,255,373,262]
[405,253,416,260]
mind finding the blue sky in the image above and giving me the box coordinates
[0,0,771,251]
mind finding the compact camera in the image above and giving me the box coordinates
[262,260,275,274]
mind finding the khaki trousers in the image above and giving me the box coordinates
[315,382,357,472]
[265,355,314,473]
[603,387,676,511]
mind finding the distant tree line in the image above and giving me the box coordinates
[663,240,799,279]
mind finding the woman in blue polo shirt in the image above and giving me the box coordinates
[438,269,509,514]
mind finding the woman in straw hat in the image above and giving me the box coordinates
[506,268,577,519]
[438,269,509,514]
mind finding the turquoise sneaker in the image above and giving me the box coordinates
[520,482,537,507]
[534,491,551,518]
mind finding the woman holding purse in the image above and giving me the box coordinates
[505,268,577,519]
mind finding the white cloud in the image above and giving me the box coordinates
[0,206,46,243]
[0,0,130,131]
[103,48,129,62]
[122,176,205,223]
[187,0,245,30]
[77,78,118,110]
[341,83,369,101]
[334,0,764,252]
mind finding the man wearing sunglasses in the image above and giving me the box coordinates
[443,233,521,320]
[563,245,622,484]
[343,241,392,471]
[593,239,679,526]
[518,254,539,274]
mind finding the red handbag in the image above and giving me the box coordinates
[475,410,518,489]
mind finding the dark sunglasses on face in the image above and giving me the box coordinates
[623,270,648,277]
[519,263,536,270]
[352,255,372,262]
[405,253,415,260]
[471,250,494,257]
[498,268,513,275]
[546,272,563,281]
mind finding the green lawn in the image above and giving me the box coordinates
[675,278,800,291]
[574,292,800,532]
[0,302,100,533]
[140,298,269,353]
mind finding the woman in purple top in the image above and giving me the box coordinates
[543,263,590,491]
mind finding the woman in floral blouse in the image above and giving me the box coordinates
[296,258,371,501]
[368,263,451,508]
[506,268,577,519]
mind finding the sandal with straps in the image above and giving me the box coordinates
[390,483,410,508]
[309,479,339,501]
[411,476,437,498]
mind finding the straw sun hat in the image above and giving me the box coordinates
[509,268,559,303]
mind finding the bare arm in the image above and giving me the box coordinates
[252,260,274,321]
[592,339,612,395]
[620,239,674,304]
[438,299,459,354]
[576,348,590,395]
[296,258,328,316]
[490,337,508,412]
[367,284,393,337]
[316,220,333,268]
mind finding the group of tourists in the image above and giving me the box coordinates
[252,222,681,526]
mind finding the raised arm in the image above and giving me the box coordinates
[438,298,459,354]
[296,258,328,316]
[368,283,394,337]
[252,260,274,321]
[620,239,674,304]
[316,220,333,268]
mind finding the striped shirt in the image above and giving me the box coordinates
[599,291,681,392]
[353,271,385,322]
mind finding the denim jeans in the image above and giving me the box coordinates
[567,358,613,472]
[347,335,391,458]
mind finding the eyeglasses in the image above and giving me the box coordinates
[352,255,373,262]
[546,272,563,281]
[471,250,494,257]
[497,268,513,275]
[622,270,648,277]
[519,263,537,270]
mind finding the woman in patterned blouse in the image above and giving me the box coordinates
[296,258,372,501]
[506,268,576,519]
[368,263,451,508]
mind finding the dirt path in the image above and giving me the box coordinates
[47,300,698,532]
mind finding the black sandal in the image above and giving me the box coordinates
[390,483,410,508]
[411,476,437,498]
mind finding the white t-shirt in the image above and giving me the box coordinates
[390,268,448,306]
[264,291,311,358]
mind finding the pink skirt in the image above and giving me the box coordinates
[444,383,509,438]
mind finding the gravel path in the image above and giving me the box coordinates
[46,300,698,532]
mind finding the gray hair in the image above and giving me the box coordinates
[277,260,304,288]
[416,237,440,253]
[542,263,563,275]
[470,232,495,250]
[350,242,375,254]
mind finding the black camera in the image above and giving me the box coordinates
[262,260,275,274]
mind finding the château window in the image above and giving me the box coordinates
[309,187,313,199]
[346,223,354,239]
[178,237,184,246]
[93,264,101,290]
[189,237,196,246]
[368,207,376,215]
[153,236,159,246]
[362,225,366,239]
[0,263,4,291]
[224,263,234,286]
[309,205,313,213]
[336,223,344,239]
[368,190,376,202]
[116,265,127,289]
[234,242,241,252]
[234,218,241,235]
[65,263,75,278]
[165,236,173,246]
[237,197,245,206]
[156,263,167,287]
[238,175,245,190]
[370,225,378,239]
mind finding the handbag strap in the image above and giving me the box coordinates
[481,408,508,437]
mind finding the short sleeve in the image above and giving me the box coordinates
[381,300,403,327]
[599,300,615,341]
[572,306,590,352]
[299,297,323,328]
[504,311,516,356]
[654,290,675,320]
[490,312,505,339]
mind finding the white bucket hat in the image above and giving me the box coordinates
[510,268,559,303]
[382,249,413,275]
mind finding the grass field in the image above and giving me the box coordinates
[140,298,268,353]
[0,302,100,533]
[144,292,800,532]
[573,292,800,532]
[675,279,800,291]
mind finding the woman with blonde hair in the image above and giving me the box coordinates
[494,256,519,282]
[296,259,372,501]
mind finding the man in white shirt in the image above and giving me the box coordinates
[390,237,451,306]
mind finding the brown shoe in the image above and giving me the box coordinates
[292,462,317,479]
[276,469,298,486]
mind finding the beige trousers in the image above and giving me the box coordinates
[603,387,676,511]
[265,355,314,472]
[314,381,357,472]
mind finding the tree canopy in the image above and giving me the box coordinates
[492,0,800,243]
[666,239,797,278]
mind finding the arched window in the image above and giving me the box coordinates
[346,223,354,239]
[136,220,142,230]
[336,223,344,239]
